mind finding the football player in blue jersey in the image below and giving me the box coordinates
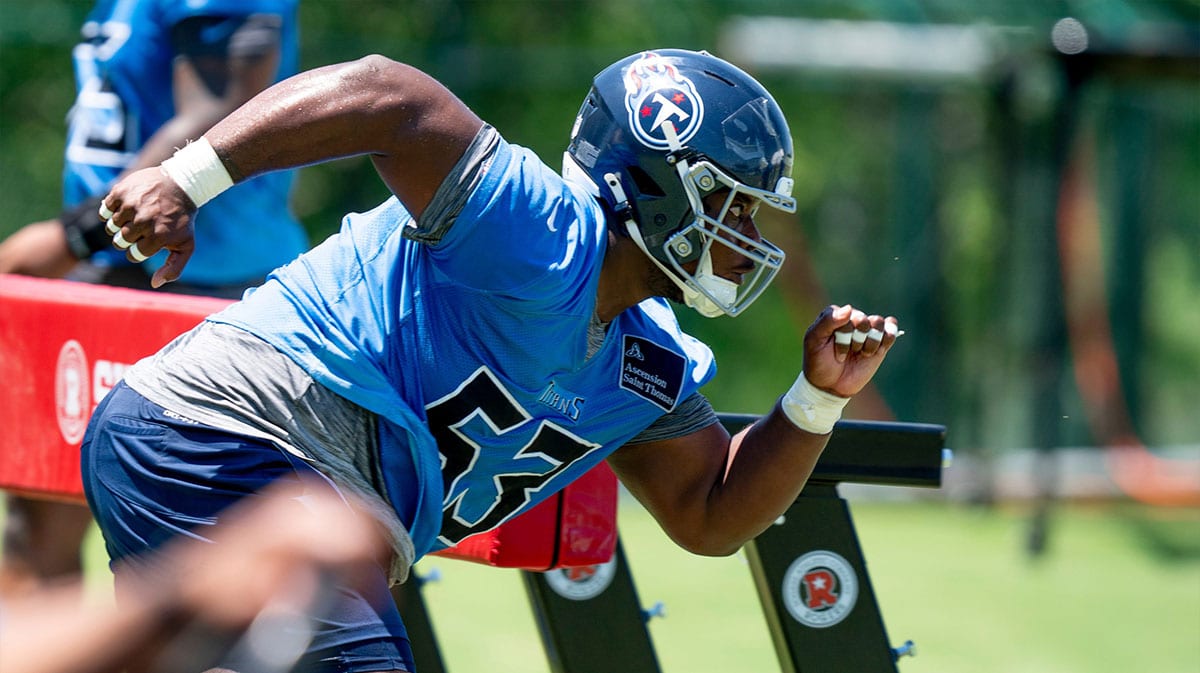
[0,0,307,598]
[87,49,902,671]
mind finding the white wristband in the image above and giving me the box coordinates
[160,138,234,208]
[780,372,850,435]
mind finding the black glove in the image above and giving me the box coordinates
[60,195,111,260]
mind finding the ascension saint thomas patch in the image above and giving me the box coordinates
[619,335,685,412]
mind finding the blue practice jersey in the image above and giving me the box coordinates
[212,132,717,559]
[63,0,307,286]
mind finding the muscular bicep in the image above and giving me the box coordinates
[606,421,732,553]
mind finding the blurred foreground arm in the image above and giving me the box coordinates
[0,482,387,673]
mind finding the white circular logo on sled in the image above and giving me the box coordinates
[544,558,618,601]
[782,550,859,628]
[55,339,90,445]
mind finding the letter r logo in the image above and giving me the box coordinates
[801,569,839,609]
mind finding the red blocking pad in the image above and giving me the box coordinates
[0,273,618,567]
[0,274,232,500]
[430,462,618,569]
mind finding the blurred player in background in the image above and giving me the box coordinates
[0,0,308,597]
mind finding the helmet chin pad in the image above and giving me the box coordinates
[683,251,736,318]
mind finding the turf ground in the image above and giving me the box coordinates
[61,497,1200,672]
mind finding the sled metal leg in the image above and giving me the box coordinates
[392,573,449,673]
[522,540,662,673]
[722,415,946,673]
[745,483,900,673]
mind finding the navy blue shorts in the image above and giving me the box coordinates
[81,381,415,672]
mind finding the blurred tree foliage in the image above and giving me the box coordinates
[1,0,1196,456]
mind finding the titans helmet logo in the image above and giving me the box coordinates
[623,52,705,150]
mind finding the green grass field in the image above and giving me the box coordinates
[67,497,1200,672]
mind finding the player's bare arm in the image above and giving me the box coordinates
[608,304,900,556]
[201,55,483,204]
[101,55,484,286]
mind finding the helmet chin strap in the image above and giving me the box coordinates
[656,121,735,317]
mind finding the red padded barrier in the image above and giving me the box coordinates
[0,274,616,567]
[430,461,617,570]
[0,275,230,499]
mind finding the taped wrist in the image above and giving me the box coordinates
[780,372,849,435]
[60,195,110,259]
[160,137,234,208]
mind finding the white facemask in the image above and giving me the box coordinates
[601,166,756,319]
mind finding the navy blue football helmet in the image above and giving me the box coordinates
[564,49,796,317]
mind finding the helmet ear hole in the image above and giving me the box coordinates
[627,166,665,198]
